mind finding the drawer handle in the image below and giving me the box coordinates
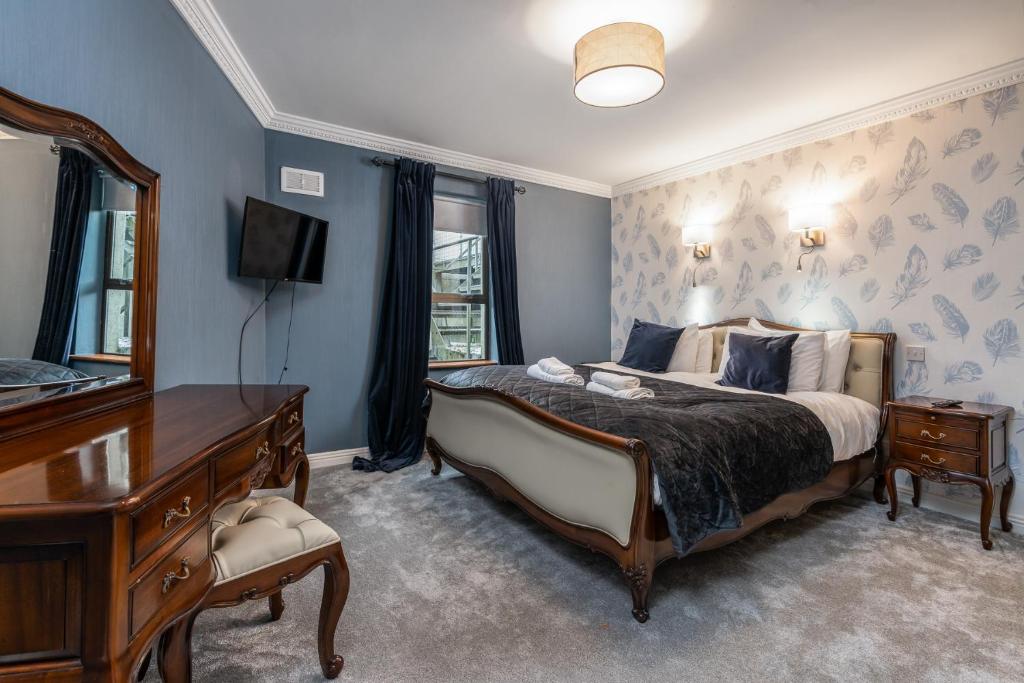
[162,496,192,528]
[288,411,300,425]
[920,429,946,441]
[255,441,271,461]
[161,557,191,594]
[919,453,946,466]
[290,441,304,458]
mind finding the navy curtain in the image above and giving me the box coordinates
[486,178,524,364]
[355,158,435,473]
[32,148,95,365]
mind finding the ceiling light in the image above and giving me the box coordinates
[574,22,665,107]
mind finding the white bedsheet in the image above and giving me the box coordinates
[585,363,880,505]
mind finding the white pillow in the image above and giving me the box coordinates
[748,319,849,392]
[695,330,713,373]
[820,329,852,392]
[728,321,826,393]
[666,324,700,372]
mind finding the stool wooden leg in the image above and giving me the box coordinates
[269,590,285,621]
[158,608,200,683]
[317,548,349,679]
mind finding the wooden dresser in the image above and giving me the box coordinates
[0,384,307,682]
[884,395,1015,549]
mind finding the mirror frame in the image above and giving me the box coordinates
[0,86,159,438]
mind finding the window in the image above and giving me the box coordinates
[101,210,135,355]
[430,196,488,363]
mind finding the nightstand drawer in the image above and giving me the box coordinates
[893,441,978,475]
[894,418,980,451]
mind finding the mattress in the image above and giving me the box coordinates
[586,363,881,505]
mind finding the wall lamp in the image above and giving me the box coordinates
[682,224,713,286]
[788,205,829,271]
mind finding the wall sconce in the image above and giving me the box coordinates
[682,223,713,286]
[788,205,829,271]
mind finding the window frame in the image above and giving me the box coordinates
[428,196,494,369]
[99,210,135,357]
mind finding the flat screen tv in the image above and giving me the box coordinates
[238,197,329,283]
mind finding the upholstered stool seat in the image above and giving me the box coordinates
[211,495,340,583]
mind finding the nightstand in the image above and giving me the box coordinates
[884,396,1015,549]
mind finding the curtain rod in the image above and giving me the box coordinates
[370,156,526,195]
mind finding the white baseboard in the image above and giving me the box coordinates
[307,447,368,470]
[892,483,1023,536]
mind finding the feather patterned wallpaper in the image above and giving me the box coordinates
[610,85,1023,519]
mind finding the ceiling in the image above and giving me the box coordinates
[200,0,1024,195]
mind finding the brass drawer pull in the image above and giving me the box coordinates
[255,441,270,461]
[162,496,192,528]
[919,429,946,441]
[919,453,946,466]
[161,557,191,594]
[288,411,300,425]
[290,442,304,458]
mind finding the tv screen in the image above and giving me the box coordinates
[238,197,329,283]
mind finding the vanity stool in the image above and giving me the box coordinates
[200,495,349,678]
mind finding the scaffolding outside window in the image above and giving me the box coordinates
[430,195,487,362]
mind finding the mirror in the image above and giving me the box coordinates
[0,86,157,421]
[0,123,136,403]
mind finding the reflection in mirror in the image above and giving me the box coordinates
[0,121,136,403]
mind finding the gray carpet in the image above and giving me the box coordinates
[158,461,1024,682]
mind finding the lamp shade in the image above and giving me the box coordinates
[574,23,665,107]
[681,223,712,246]
[788,204,831,232]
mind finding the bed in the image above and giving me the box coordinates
[423,318,895,622]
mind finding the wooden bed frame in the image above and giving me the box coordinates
[424,319,895,622]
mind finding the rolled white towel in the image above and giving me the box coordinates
[537,357,573,376]
[585,381,654,399]
[590,371,641,390]
[527,364,584,385]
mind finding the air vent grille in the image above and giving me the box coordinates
[281,166,324,197]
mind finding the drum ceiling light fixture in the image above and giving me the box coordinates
[573,22,665,107]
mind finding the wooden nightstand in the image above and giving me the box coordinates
[884,396,1015,549]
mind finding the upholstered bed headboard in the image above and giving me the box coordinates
[703,319,896,411]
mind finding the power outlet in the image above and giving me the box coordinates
[906,345,926,362]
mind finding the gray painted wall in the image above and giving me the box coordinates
[264,130,610,452]
[0,0,268,386]
[0,137,57,357]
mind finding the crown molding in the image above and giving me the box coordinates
[265,111,612,197]
[171,0,612,198]
[170,0,273,125]
[612,58,1024,196]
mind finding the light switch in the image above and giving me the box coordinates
[906,345,926,362]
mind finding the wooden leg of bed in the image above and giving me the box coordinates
[425,438,443,476]
[622,563,652,623]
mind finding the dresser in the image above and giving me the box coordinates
[884,395,1015,549]
[0,384,308,681]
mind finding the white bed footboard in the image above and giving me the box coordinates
[427,389,639,546]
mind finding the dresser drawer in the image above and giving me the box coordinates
[129,524,209,638]
[130,465,209,566]
[894,417,980,452]
[278,428,306,472]
[279,398,303,438]
[893,441,978,475]
[214,429,272,492]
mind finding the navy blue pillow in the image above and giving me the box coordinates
[717,332,799,394]
[619,320,685,373]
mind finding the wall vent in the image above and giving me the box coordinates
[280,166,324,197]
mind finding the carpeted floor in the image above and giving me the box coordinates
[153,461,1024,682]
